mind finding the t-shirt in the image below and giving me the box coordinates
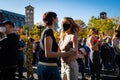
[39,27,58,63]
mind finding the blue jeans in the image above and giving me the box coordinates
[37,64,61,80]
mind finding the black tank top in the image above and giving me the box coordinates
[39,27,58,63]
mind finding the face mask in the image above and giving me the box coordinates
[115,34,120,37]
[0,26,6,33]
[62,23,71,31]
[54,23,60,32]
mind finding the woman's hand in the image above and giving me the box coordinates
[69,48,77,56]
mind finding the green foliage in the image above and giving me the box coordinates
[112,17,120,29]
[88,16,115,36]
[54,31,60,43]
[30,24,45,40]
[20,24,44,41]
[21,25,29,35]
[23,25,29,31]
[31,25,41,36]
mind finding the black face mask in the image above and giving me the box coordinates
[62,23,71,31]
[116,34,120,37]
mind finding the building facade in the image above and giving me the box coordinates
[25,5,34,30]
[0,9,25,28]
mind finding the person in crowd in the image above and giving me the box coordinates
[25,37,35,80]
[101,36,116,71]
[17,35,26,80]
[37,12,76,80]
[85,35,91,77]
[77,39,88,80]
[100,36,112,70]
[88,28,102,80]
[112,24,120,80]
[0,20,19,80]
[0,22,6,79]
[59,17,79,80]
[32,41,40,66]
[106,36,116,71]
[32,40,36,66]
[34,41,41,65]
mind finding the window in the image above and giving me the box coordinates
[30,10,33,13]
[26,10,29,13]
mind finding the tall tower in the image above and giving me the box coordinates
[100,12,107,19]
[25,5,34,30]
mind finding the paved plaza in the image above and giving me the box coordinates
[16,66,118,80]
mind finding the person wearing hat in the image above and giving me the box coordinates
[112,24,120,80]
[0,20,19,80]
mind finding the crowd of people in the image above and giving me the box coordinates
[0,11,120,80]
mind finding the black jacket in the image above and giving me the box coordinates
[0,33,19,68]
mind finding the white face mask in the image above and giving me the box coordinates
[0,26,6,33]
[54,23,60,32]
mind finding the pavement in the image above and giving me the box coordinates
[15,66,38,80]
[79,68,118,80]
[18,66,118,80]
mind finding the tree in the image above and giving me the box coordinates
[31,25,40,36]
[88,16,115,36]
[74,19,87,38]
[30,24,45,40]
[87,16,98,29]
[54,30,60,43]
[21,25,29,35]
[74,19,86,28]
[113,17,120,29]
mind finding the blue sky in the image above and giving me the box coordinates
[0,0,120,25]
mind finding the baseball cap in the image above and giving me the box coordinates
[2,20,14,28]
